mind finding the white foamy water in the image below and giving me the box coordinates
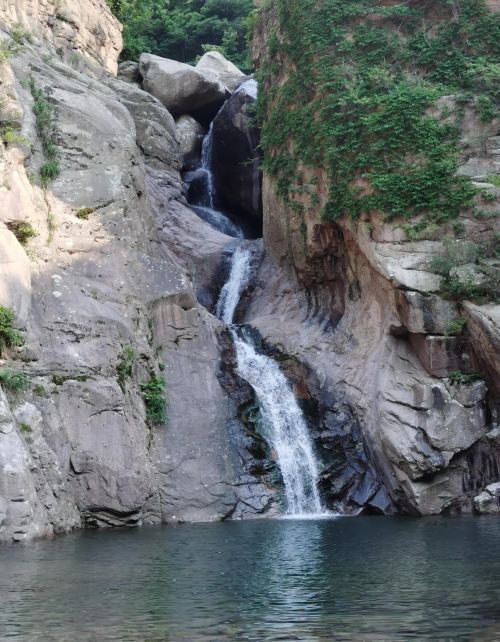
[201,121,215,208]
[216,245,324,516]
[215,246,251,324]
[232,329,323,516]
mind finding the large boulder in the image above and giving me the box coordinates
[139,54,226,119]
[211,81,262,228]
[175,115,206,171]
[195,51,247,92]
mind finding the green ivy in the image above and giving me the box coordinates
[255,0,499,228]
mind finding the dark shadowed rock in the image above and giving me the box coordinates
[118,61,140,84]
[211,82,262,228]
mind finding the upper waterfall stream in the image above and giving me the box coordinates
[216,246,324,517]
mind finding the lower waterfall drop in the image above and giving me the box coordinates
[216,246,324,517]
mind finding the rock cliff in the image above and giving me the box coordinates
[0,1,270,541]
[248,0,500,515]
[1,0,500,542]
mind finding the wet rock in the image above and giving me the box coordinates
[211,82,262,228]
[474,482,500,514]
[139,54,226,118]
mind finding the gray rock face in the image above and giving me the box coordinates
[0,0,122,74]
[139,54,226,118]
[118,60,140,84]
[474,482,500,514]
[211,83,262,228]
[196,51,246,92]
[0,25,266,541]
[175,115,206,171]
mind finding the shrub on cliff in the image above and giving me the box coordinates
[256,0,499,231]
[0,307,23,356]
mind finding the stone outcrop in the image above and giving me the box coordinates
[138,54,226,119]
[0,16,270,542]
[196,51,246,92]
[175,114,205,171]
[211,81,262,229]
[474,481,500,514]
[248,2,500,516]
[0,0,122,74]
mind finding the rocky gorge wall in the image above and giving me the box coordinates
[0,1,273,542]
[248,0,500,515]
[1,0,500,543]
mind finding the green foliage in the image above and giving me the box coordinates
[9,24,33,45]
[256,0,499,229]
[29,78,60,187]
[429,237,500,302]
[6,221,37,245]
[1,125,27,146]
[75,207,94,220]
[106,0,253,70]
[486,175,500,188]
[140,375,167,424]
[0,38,18,63]
[445,318,467,336]
[448,370,482,385]
[0,370,30,392]
[429,238,481,276]
[33,383,47,397]
[39,160,60,187]
[116,346,135,391]
[0,307,23,356]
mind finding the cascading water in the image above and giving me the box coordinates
[201,121,215,208]
[216,246,324,517]
[216,246,251,324]
[183,120,243,239]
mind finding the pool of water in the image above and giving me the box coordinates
[2,516,500,641]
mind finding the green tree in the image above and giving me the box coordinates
[106,0,253,71]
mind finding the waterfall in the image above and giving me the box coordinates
[183,118,243,239]
[216,246,324,517]
[201,122,215,208]
[216,246,251,324]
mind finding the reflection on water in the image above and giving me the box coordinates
[2,517,500,641]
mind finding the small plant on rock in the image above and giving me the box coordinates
[9,24,33,46]
[29,78,60,187]
[6,221,37,246]
[140,375,167,425]
[445,318,467,336]
[0,306,23,355]
[116,346,135,391]
[76,207,94,220]
[39,160,60,187]
[448,370,482,385]
[0,370,30,392]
